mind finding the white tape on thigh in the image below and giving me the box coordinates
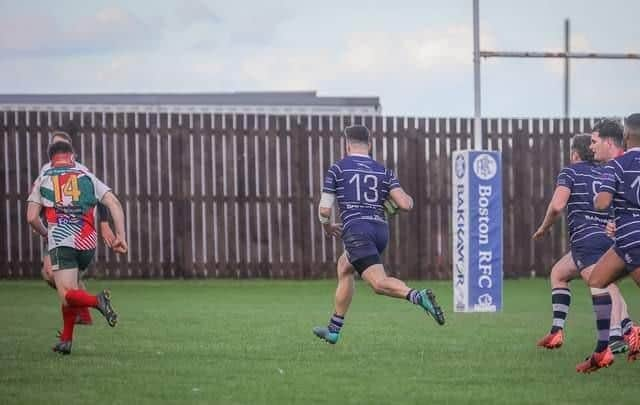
[590,287,608,295]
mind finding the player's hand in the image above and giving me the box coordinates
[532,227,547,241]
[100,222,116,248]
[323,223,342,238]
[606,221,616,238]
[32,228,46,237]
[111,237,128,254]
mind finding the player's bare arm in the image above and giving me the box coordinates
[97,203,116,247]
[532,185,570,240]
[26,201,47,237]
[318,192,341,238]
[389,187,414,211]
[594,191,613,211]
[101,191,128,254]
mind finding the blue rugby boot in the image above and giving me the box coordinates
[312,326,340,344]
[418,289,445,325]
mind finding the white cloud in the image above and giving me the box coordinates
[0,6,156,56]
[2,1,638,117]
[0,13,58,51]
[173,0,221,27]
[405,25,489,70]
[68,7,156,51]
[237,24,495,90]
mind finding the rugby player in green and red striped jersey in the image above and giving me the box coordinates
[27,140,127,355]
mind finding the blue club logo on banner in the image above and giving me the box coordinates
[452,150,503,312]
[473,153,498,180]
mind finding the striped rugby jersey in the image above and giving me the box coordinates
[40,160,110,224]
[556,162,609,245]
[38,160,89,224]
[28,155,111,251]
[322,153,400,229]
[599,148,640,249]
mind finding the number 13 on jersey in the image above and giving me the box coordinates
[348,173,379,203]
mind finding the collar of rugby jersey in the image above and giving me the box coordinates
[349,153,371,158]
[625,147,640,153]
[51,153,74,167]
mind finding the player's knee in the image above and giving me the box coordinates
[57,289,69,304]
[41,265,50,280]
[549,268,565,285]
[588,274,607,289]
[337,257,353,278]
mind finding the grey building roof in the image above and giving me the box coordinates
[0,91,380,109]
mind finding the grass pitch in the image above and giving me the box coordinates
[1,278,640,404]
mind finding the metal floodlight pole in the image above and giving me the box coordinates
[473,0,482,149]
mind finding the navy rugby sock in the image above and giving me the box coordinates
[622,318,633,336]
[328,313,344,334]
[406,289,421,305]
[550,288,571,333]
[592,294,612,353]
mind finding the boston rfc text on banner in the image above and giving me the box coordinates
[452,150,503,312]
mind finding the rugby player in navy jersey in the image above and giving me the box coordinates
[588,113,640,368]
[312,125,445,344]
[534,122,638,355]
[589,120,638,354]
[532,134,616,371]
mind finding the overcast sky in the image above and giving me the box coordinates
[1,0,638,117]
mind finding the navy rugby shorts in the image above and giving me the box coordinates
[342,221,388,275]
[570,233,612,271]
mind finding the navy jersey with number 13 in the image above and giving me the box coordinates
[322,153,400,229]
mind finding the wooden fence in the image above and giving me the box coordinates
[0,110,596,279]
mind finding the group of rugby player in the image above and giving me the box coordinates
[27,126,445,354]
[27,116,640,369]
[533,114,640,373]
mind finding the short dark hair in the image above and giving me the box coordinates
[625,113,640,137]
[344,125,370,145]
[571,134,594,162]
[48,141,74,159]
[593,118,623,147]
[51,130,72,143]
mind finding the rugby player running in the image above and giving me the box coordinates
[586,113,640,371]
[533,134,617,372]
[312,125,444,345]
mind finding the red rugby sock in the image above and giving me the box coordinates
[65,289,98,308]
[60,305,76,341]
[77,307,93,324]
